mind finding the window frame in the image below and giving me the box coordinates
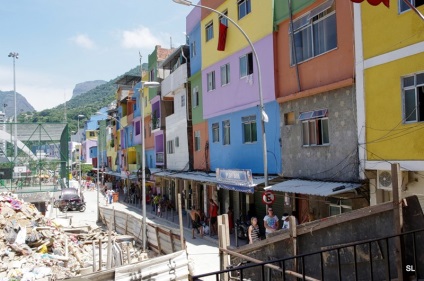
[299,109,330,147]
[242,115,257,143]
[212,123,220,143]
[239,52,253,78]
[192,86,199,108]
[289,1,337,65]
[207,71,216,92]
[399,0,424,13]
[223,120,231,145]
[219,10,229,26]
[221,63,231,86]
[205,21,214,42]
[190,40,196,58]
[194,131,201,151]
[402,72,424,123]
[238,0,252,20]
[167,140,175,154]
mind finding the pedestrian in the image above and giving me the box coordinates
[190,207,204,239]
[263,207,279,237]
[209,199,219,236]
[248,217,260,244]
[281,213,290,229]
[123,185,128,203]
[107,189,114,205]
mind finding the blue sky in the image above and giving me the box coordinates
[0,0,190,111]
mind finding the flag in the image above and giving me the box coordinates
[351,0,390,8]
[217,22,228,51]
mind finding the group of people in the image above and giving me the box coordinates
[247,208,299,244]
[189,199,219,239]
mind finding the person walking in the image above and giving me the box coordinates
[106,189,114,205]
[248,217,260,244]
[263,207,279,237]
[190,207,204,239]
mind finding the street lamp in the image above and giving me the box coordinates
[77,114,84,185]
[172,0,269,188]
[8,52,18,159]
[140,81,160,252]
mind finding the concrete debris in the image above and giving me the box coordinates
[0,192,146,280]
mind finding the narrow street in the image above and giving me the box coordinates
[48,188,222,278]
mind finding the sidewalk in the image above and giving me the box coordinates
[111,194,246,249]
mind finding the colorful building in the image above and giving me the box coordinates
[354,1,424,207]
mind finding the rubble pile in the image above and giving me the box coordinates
[0,192,145,281]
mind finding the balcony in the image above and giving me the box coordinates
[161,64,187,98]
[151,118,161,131]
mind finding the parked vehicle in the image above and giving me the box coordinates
[235,214,250,240]
[60,198,86,212]
[53,188,85,212]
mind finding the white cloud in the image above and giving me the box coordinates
[70,34,96,49]
[120,26,164,49]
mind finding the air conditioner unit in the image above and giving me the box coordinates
[377,170,409,191]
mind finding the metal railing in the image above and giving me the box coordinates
[191,228,424,281]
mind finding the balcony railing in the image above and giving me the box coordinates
[161,64,187,97]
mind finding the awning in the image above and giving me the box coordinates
[152,169,271,192]
[217,183,254,193]
[265,179,362,197]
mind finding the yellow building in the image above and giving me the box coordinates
[200,0,273,69]
[355,2,424,207]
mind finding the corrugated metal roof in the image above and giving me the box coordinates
[149,168,271,186]
[264,179,362,197]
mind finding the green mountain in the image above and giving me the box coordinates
[0,91,35,118]
[27,65,141,132]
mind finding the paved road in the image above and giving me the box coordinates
[47,188,222,279]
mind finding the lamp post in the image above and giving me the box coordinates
[77,114,84,185]
[8,52,18,159]
[140,81,160,252]
[172,0,269,188]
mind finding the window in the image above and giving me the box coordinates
[403,72,424,123]
[399,0,424,13]
[284,112,295,125]
[212,123,220,143]
[329,198,352,216]
[238,0,251,20]
[207,71,216,91]
[167,140,174,154]
[175,137,179,148]
[242,115,257,143]
[193,86,199,108]
[89,131,95,137]
[181,95,186,107]
[290,1,337,65]
[240,53,253,78]
[190,41,196,58]
[221,63,231,86]
[219,10,228,26]
[205,21,214,42]
[195,131,201,151]
[149,69,155,81]
[300,109,329,146]
[135,121,141,136]
[223,120,231,145]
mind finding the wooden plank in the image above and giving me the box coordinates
[155,226,162,254]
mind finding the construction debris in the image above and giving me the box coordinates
[0,192,149,280]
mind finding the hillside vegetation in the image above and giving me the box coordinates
[27,66,140,133]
